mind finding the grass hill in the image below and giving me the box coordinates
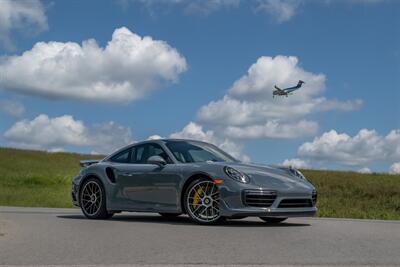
[0,147,399,220]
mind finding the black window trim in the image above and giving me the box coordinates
[109,147,132,163]
[109,142,173,164]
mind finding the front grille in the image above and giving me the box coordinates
[312,190,317,206]
[243,190,277,207]
[278,198,313,208]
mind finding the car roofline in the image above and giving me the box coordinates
[102,139,215,162]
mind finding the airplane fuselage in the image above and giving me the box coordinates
[273,80,305,98]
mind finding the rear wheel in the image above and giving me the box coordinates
[79,178,113,219]
[159,212,181,218]
[259,217,287,223]
[184,179,225,225]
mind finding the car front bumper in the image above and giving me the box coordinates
[219,202,317,218]
[217,179,317,218]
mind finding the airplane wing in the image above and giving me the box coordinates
[274,85,285,92]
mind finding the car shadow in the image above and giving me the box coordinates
[57,214,310,227]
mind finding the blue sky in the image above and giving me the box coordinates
[0,0,399,173]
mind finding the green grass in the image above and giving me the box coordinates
[303,170,400,220]
[0,147,103,208]
[0,147,399,220]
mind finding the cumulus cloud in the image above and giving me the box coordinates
[197,56,361,140]
[147,134,164,140]
[0,0,48,50]
[357,167,372,174]
[390,163,400,174]
[282,158,309,169]
[298,129,400,166]
[170,122,218,143]
[256,0,301,23]
[170,122,250,162]
[0,27,187,103]
[88,122,133,155]
[3,114,133,154]
[0,99,25,118]
[224,120,318,139]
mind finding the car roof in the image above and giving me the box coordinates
[103,139,211,160]
[136,138,210,145]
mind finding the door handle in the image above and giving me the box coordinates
[120,172,134,177]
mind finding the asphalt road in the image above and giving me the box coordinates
[0,206,399,266]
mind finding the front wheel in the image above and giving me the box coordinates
[259,217,287,223]
[184,179,225,225]
[79,178,113,219]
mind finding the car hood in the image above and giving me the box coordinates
[217,162,314,193]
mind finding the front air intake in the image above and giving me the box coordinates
[243,190,277,207]
[278,198,313,208]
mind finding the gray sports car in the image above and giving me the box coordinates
[72,139,317,224]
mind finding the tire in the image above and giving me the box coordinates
[184,178,225,225]
[159,212,181,218]
[79,178,113,219]
[259,217,287,223]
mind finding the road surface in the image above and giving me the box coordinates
[0,206,399,266]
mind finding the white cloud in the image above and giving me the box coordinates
[197,56,361,140]
[170,122,250,162]
[390,163,400,174]
[0,99,25,118]
[88,122,133,155]
[255,0,385,23]
[0,27,187,103]
[357,167,372,174]
[256,0,301,23]
[170,122,218,143]
[147,134,164,140]
[0,0,48,50]
[3,114,133,154]
[224,120,318,139]
[282,158,309,169]
[298,129,400,166]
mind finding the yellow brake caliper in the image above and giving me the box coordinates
[192,186,205,209]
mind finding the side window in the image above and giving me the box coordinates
[147,143,172,163]
[129,145,145,164]
[110,148,131,163]
[131,143,172,164]
[189,149,218,162]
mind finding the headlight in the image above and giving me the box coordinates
[224,166,250,183]
[289,167,306,180]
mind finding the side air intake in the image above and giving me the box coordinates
[105,167,116,183]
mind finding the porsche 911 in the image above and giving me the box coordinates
[72,139,317,224]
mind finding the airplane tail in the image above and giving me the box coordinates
[295,80,305,88]
[274,85,280,90]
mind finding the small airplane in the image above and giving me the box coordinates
[273,80,305,98]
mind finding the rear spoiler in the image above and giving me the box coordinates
[80,160,99,168]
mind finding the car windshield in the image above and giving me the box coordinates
[165,141,237,163]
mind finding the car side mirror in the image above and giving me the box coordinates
[147,155,166,167]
